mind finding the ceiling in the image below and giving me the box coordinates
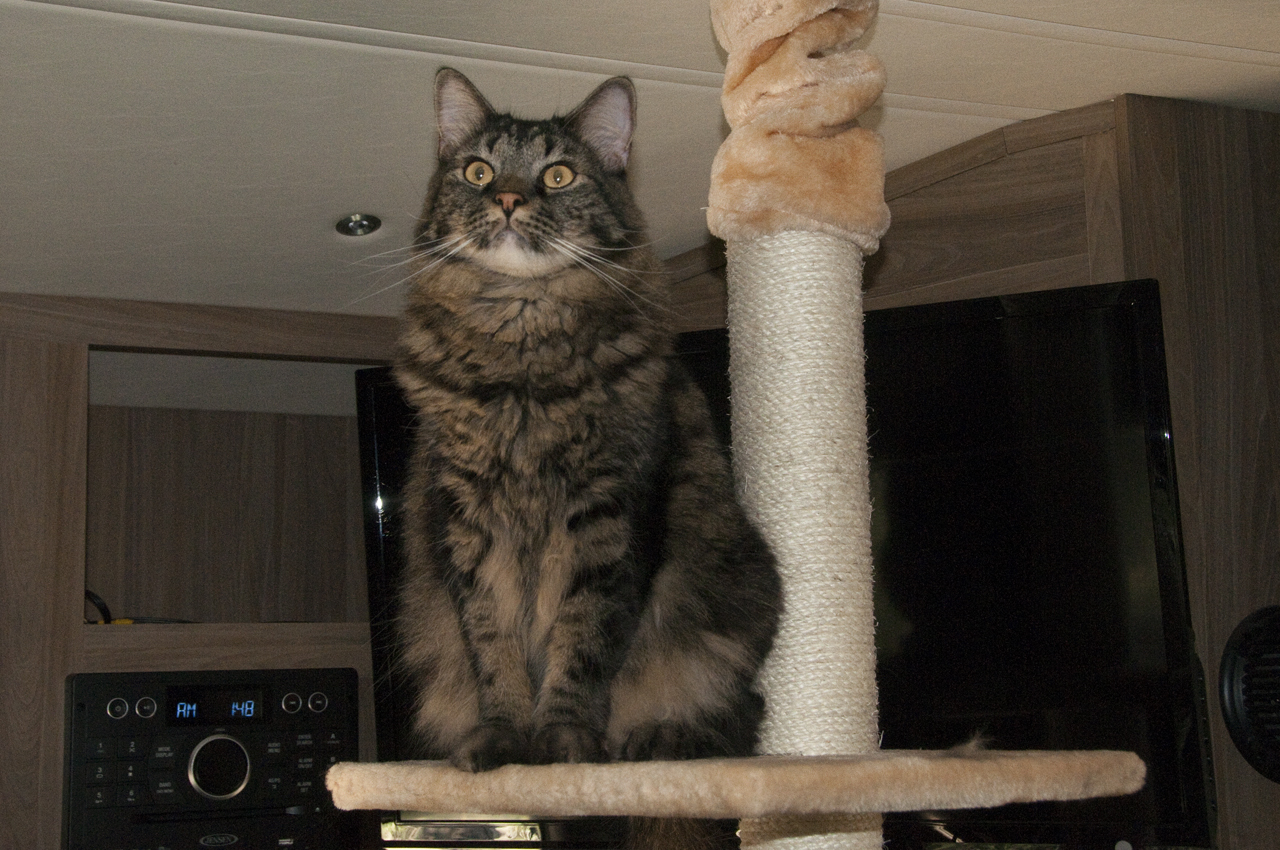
[3,0,1279,318]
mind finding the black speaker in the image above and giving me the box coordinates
[1219,605,1280,783]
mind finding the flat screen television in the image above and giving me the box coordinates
[866,280,1215,849]
[356,279,1215,849]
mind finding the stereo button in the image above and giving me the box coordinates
[308,691,329,713]
[281,692,303,714]
[261,773,287,796]
[118,784,148,806]
[189,735,250,800]
[86,762,115,784]
[135,696,158,719]
[150,772,179,802]
[106,697,129,719]
[86,737,113,759]
[118,736,146,759]
[119,761,144,782]
[150,738,182,768]
[87,786,111,807]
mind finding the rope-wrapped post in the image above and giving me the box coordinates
[708,1,891,848]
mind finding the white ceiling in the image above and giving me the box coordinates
[3,0,1279,318]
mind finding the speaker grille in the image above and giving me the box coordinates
[1220,605,1280,783]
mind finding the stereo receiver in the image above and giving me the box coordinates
[63,667,359,850]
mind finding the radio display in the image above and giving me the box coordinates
[167,686,268,726]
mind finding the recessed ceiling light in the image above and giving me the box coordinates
[336,213,382,237]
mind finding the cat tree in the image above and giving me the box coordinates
[326,0,1145,841]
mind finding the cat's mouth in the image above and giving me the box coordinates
[471,221,573,278]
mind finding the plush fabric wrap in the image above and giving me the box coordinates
[707,0,891,247]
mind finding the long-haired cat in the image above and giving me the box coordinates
[393,68,781,833]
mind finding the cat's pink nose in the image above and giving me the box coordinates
[495,192,525,214]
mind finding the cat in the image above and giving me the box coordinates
[392,68,781,784]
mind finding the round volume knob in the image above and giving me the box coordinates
[188,734,250,800]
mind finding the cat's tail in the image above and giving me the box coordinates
[624,817,739,850]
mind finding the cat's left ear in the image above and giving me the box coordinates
[567,77,636,173]
[435,68,494,159]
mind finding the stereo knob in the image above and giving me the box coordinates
[188,734,250,800]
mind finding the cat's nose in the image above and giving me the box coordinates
[495,192,525,215]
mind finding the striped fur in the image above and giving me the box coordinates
[394,69,781,779]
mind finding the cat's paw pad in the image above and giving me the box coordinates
[451,724,527,772]
[615,722,705,761]
[530,723,606,764]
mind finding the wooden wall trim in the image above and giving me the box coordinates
[1083,129,1126,284]
[0,293,399,362]
[0,336,88,849]
[1002,100,1116,155]
[885,100,1116,202]
[885,128,1007,201]
[671,269,728,332]
[1115,93,1280,850]
[864,253,1089,311]
[665,240,727,283]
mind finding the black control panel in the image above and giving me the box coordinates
[63,668,360,850]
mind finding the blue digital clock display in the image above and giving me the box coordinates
[167,686,268,726]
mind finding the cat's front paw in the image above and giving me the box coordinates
[530,723,606,765]
[451,723,528,772]
[614,722,706,762]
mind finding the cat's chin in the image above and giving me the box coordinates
[469,237,573,279]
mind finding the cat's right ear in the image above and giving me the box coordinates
[435,68,493,159]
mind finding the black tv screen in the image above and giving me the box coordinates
[866,280,1214,849]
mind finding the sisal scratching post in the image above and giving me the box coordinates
[727,235,880,849]
[707,1,892,847]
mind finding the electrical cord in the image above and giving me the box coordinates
[84,588,196,624]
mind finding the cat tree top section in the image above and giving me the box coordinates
[326,749,1144,818]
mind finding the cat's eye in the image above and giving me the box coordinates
[542,164,576,189]
[464,160,494,186]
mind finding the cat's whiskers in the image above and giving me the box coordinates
[345,233,473,306]
[547,236,669,315]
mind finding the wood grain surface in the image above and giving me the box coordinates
[0,337,88,849]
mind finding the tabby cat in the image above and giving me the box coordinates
[393,68,781,784]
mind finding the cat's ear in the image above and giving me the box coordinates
[567,77,636,173]
[435,68,494,159]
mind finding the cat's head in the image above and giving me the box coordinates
[416,69,646,280]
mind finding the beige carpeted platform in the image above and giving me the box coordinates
[326,749,1145,819]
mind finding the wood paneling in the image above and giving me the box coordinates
[1001,99,1115,155]
[1116,95,1280,850]
[0,336,88,849]
[0,293,399,361]
[671,269,728,332]
[868,138,1089,301]
[0,298,391,850]
[1083,129,1125,284]
[86,406,368,624]
[864,253,1090,311]
[883,101,1115,202]
[885,127,1008,201]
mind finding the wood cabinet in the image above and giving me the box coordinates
[0,296,397,848]
[865,94,1280,850]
